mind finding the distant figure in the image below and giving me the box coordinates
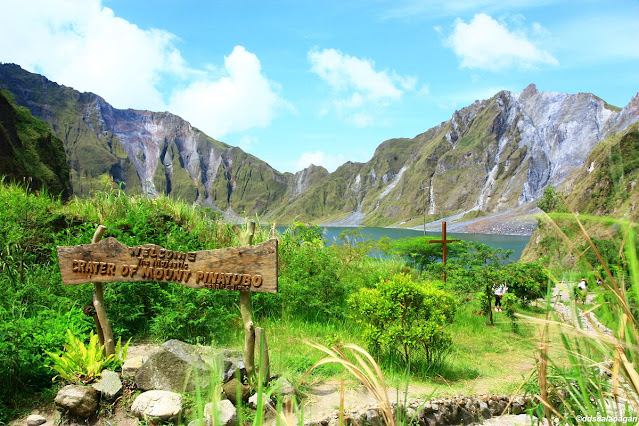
[494,283,508,312]
[577,278,587,301]
[578,278,587,291]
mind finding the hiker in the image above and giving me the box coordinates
[494,283,507,312]
[577,278,587,301]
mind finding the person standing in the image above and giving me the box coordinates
[577,278,587,301]
[494,283,508,312]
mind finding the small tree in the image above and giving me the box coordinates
[502,262,550,304]
[537,186,567,213]
[435,241,512,326]
[348,273,456,366]
[392,236,465,271]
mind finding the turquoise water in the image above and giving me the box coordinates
[279,226,531,262]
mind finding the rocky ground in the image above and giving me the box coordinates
[419,205,540,236]
[11,341,539,426]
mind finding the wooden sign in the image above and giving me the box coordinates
[57,237,278,293]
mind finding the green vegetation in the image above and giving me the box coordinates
[0,90,71,198]
[524,212,639,424]
[46,330,129,384]
[0,180,547,423]
[349,273,456,366]
[536,185,567,213]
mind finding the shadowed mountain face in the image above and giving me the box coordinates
[1,63,637,229]
[0,88,70,198]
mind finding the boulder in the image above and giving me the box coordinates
[248,393,274,412]
[54,385,99,418]
[26,415,47,426]
[221,378,251,406]
[204,400,237,426]
[195,347,246,383]
[364,408,383,426]
[221,349,246,383]
[136,339,212,392]
[271,377,295,399]
[91,369,122,400]
[131,390,182,424]
[122,355,146,378]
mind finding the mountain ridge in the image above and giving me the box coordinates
[1,63,637,233]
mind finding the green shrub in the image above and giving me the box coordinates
[148,285,237,345]
[279,241,347,321]
[46,329,129,384]
[273,223,352,322]
[502,262,550,304]
[348,273,456,367]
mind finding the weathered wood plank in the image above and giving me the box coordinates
[57,237,278,293]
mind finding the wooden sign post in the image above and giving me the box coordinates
[57,227,278,369]
[57,237,278,292]
[427,221,460,282]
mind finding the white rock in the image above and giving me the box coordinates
[131,390,183,423]
[204,400,237,426]
[26,414,47,426]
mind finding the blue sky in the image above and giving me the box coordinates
[1,0,637,174]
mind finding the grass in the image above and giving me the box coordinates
[384,300,553,397]
[524,211,639,424]
[240,297,553,403]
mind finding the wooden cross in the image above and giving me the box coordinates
[427,221,460,282]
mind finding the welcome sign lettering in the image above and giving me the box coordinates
[57,237,278,293]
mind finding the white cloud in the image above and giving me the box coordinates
[309,48,404,100]
[418,84,431,96]
[0,1,289,139]
[295,151,346,173]
[308,48,416,127]
[444,13,558,71]
[168,46,288,138]
[0,0,187,110]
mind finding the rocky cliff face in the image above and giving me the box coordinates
[278,84,638,229]
[0,64,288,217]
[1,64,637,230]
[520,121,639,263]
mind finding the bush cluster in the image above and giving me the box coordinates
[349,273,456,366]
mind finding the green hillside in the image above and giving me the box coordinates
[0,89,70,198]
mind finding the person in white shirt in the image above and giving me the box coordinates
[577,278,587,301]
[494,283,508,312]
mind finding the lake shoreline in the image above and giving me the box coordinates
[318,205,540,237]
